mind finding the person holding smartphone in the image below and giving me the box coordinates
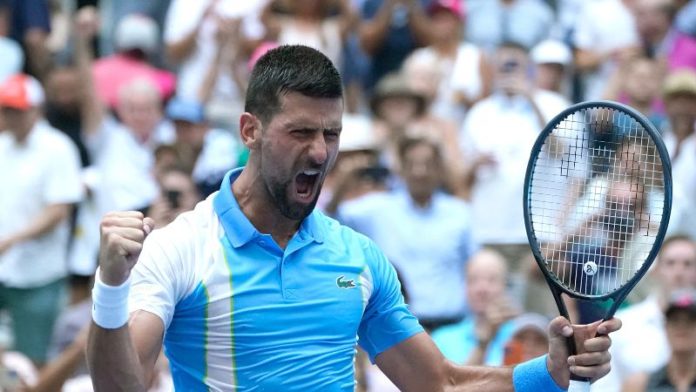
[147,168,202,228]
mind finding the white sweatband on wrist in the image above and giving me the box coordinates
[92,268,131,329]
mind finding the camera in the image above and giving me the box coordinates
[165,189,182,209]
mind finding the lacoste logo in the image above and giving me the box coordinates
[336,275,356,289]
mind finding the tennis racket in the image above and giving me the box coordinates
[523,101,672,391]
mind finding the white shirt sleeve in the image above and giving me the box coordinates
[129,224,195,329]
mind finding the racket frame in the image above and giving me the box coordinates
[523,100,673,320]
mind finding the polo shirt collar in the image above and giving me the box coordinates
[213,168,325,248]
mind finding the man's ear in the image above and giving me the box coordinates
[239,113,262,150]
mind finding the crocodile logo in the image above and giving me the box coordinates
[336,275,356,289]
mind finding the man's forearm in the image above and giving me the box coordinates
[448,356,564,392]
[445,362,515,392]
[86,323,148,392]
[31,339,87,392]
[406,3,432,47]
[358,3,394,55]
[7,204,72,244]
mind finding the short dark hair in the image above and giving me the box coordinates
[397,135,443,166]
[245,45,343,125]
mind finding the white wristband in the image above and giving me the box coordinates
[92,268,131,329]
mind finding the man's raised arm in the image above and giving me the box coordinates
[86,212,163,391]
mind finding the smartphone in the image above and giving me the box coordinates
[165,189,182,209]
[357,166,390,182]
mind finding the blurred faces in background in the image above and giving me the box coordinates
[115,78,163,143]
[530,39,572,94]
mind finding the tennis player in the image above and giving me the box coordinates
[87,45,620,391]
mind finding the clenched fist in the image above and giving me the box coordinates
[98,211,155,286]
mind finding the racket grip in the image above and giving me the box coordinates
[568,380,591,392]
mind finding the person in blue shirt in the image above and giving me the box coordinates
[86,44,619,391]
[338,136,475,330]
[432,248,519,365]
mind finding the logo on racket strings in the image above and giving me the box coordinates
[584,261,598,276]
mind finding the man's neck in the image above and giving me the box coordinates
[232,168,300,249]
[434,40,458,56]
[11,126,33,145]
[668,353,696,387]
[410,193,433,209]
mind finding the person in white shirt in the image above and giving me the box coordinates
[402,0,492,125]
[661,70,696,240]
[0,74,83,365]
[459,42,567,265]
[572,0,641,101]
[160,97,240,197]
[91,79,167,214]
[163,0,268,127]
[590,235,696,391]
[530,39,573,98]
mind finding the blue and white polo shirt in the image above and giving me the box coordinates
[129,168,423,391]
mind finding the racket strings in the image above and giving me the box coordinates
[529,107,666,297]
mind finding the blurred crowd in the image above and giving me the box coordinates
[0,0,695,390]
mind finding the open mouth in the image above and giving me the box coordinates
[294,170,320,201]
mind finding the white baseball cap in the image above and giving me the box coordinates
[339,114,378,152]
[531,40,572,66]
[114,14,159,54]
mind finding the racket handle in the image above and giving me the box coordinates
[568,380,591,392]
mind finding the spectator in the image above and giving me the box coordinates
[147,168,204,229]
[662,69,696,239]
[92,78,165,213]
[161,97,240,197]
[502,313,550,366]
[530,39,573,97]
[591,235,696,391]
[369,72,426,169]
[261,0,356,67]
[401,53,466,183]
[459,42,566,265]
[164,0,267,126]
[573,0,641,100]
[622,289,696,391]
[465,0,554,53]
[59,5,107,276]
[320,113,387,215]
[0,74,83,365]
[603,56,666,128]
[431,248,519,365]
[0,0,52,79]
[196,14,248,127]
[338,136,476,330]
[401,0,492,126]
[46,275,91,378]
[98,0,171,61]
[358,0,432,91]
[0,326,38,391]
[92,12,176,110]
[633,0,696,70]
